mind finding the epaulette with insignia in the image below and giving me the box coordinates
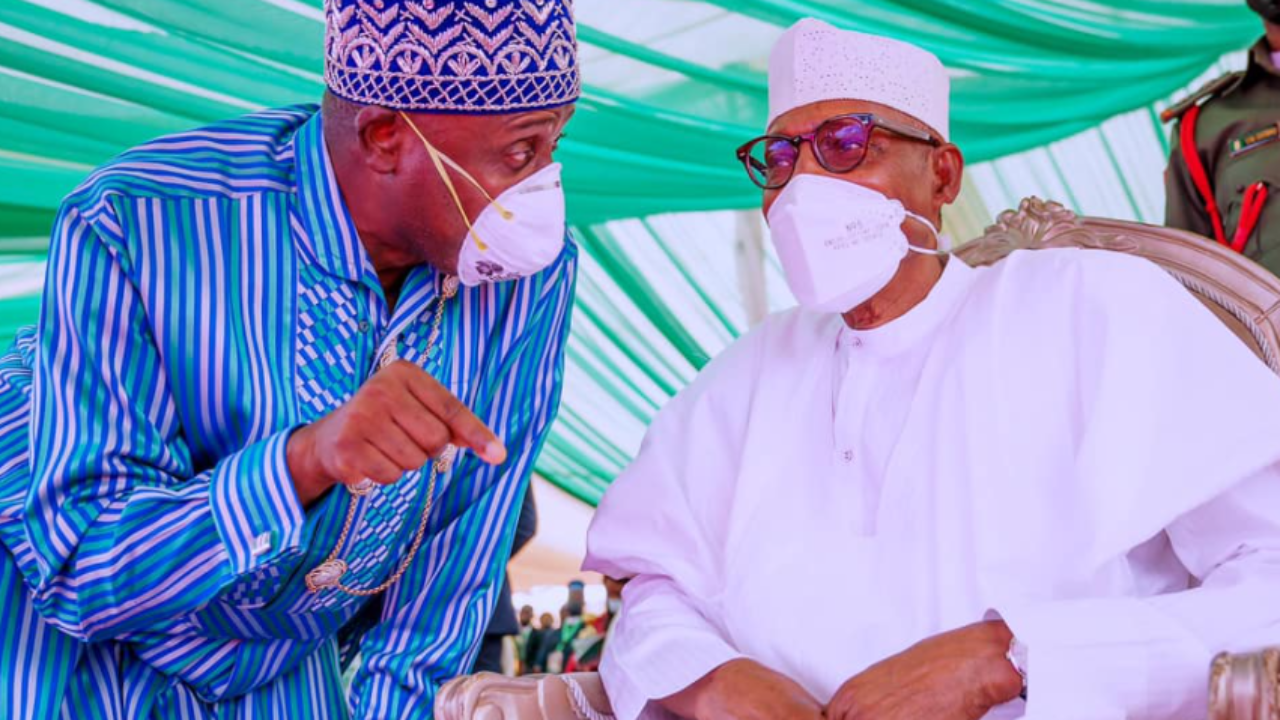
[1160,71,1246,123]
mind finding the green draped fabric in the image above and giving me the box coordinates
[0,0,1261,503]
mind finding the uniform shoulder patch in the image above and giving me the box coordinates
[1230,122,1280,157]
[1160,71,1246,124]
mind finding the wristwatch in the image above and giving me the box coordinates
[1006,636,1029,701]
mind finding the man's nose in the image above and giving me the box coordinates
[793,139,824,177]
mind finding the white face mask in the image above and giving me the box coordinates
[400,112,566,287]
[453,162,566,286]
[766,174,944,313]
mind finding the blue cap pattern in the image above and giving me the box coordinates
[324,0,580,113]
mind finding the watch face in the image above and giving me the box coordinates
[1006,638,1030,700]
[1006,637,1029,680]
[1011,638,1029,669]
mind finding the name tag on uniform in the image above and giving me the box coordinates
[1230,123,1280,158]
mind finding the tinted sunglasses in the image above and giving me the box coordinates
[736,113,940,190]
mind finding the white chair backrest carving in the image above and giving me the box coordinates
[958,198,1280,720]
[955,197,1280,373]
[434,672,614,720]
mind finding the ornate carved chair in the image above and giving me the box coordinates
[956,198,1280,720]
[434,672,614,720]
[435,198,1278,720]
[954,197,1280,374]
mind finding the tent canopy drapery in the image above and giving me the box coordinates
[0,0,1260,503]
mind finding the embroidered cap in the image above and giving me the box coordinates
[768,18,950,140]
[324,0,581,113]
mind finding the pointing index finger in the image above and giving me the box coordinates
[398,364,507,465]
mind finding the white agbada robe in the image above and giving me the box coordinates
[584,248,1280,720]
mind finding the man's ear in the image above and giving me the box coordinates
[556,104,576,131]
[932,142,964,208]
[355,105,404,175]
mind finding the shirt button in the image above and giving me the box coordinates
[841,449,855,463]
[851,338,863,349]
[357,320,370,333]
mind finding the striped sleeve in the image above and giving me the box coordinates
[20,201,309,642]
[350,243,578,719]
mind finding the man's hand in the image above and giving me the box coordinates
[825,620,1023,720]
[658,658,824,720]
[286,360,506,507]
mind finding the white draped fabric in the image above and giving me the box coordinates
[586,250,1280,720]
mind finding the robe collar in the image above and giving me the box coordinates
[292,112,379,286]
[836,256,976,357]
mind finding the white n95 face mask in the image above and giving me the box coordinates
[452,162,566,286]
[400,112,566,287]
[765,174,944,313]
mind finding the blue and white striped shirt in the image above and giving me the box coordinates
[0,104,576,719]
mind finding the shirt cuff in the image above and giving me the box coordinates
[987,599,1208,720]
[209,426,309,578]
[603,620,742,720]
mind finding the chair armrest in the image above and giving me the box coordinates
[1209,648,1279,720]
[435,672,615,720]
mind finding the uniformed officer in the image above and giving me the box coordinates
[1164,1,1280,273]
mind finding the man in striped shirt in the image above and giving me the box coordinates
[0,1,581,717]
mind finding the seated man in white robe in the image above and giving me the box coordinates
[583,18,1280,720]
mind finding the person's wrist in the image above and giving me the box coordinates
[697,660,738,719]
[1005,636,1028,700]
[981,637,1026,706]
[700,659,764,720]
[967,622,1022,707]
[285,425,329,507]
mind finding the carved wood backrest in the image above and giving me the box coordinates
[434,672,615,720]
[954,197,1280,374]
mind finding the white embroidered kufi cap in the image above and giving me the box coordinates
[768,18,949,139]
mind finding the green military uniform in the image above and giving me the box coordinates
[1164,38,1280,273]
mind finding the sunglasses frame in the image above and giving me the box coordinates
[735,113,942,190]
